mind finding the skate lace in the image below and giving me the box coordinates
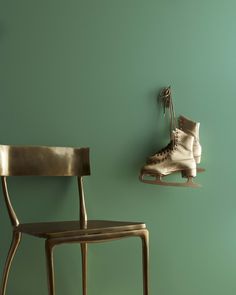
[151,141,173,158]
[159,86,177,141]
[159,131,179,162]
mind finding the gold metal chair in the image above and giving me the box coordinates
[0,145,149,295]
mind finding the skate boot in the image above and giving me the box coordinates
[178,115,202,164]
[140,128,200,187]
[147,116,204,174]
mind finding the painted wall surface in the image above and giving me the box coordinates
[0,1,235,294]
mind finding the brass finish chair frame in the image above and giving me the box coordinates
[0,145,149,295]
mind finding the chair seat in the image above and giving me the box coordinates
[16,220,146,239]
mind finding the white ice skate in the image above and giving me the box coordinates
[147,86,204,174]
[148,116,204,172]
[140,129,200,188]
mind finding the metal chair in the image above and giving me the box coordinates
[0,145,149,295]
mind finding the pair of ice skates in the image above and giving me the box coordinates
[139,87,204,188]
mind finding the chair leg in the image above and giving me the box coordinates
[0,232,21,295]
[80,243,87,295]
[45,240,55,295]
[141,230,149,295]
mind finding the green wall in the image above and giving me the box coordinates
[0,1,235,294]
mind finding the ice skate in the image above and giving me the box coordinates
[140,129,200,188]
[147,116,204,173]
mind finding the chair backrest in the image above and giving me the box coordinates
[0,145,90,176]
[0,145,90,227]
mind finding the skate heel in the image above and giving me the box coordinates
[181,168,196,178]
[194,155,201,164]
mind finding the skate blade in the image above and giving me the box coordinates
[166,167,205,174]
[139,174,201,188]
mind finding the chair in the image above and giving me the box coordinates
[0,145,149,295]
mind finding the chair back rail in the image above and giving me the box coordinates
[0,145,90,226]
[0,145,90,176]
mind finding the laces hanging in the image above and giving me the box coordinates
[159,86,177,145]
